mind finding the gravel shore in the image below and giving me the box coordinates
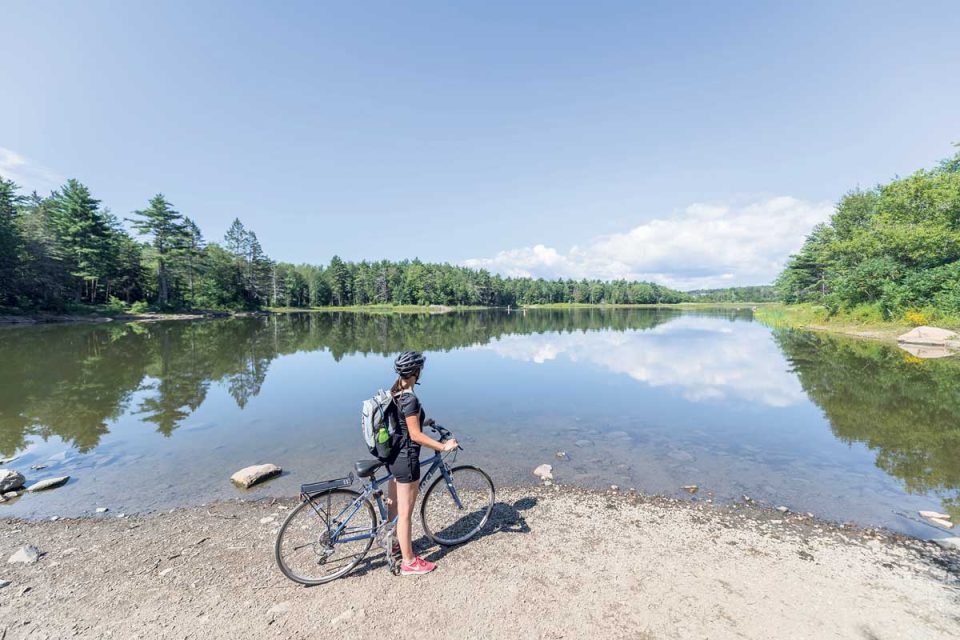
[2,486,958,639]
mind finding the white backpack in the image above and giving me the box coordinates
[361,389,397,459]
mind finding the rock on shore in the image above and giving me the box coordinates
[898,326,960,359]
[7,545,40,564]
[0,469,25,492]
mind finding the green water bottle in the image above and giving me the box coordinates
[377,427,390,444]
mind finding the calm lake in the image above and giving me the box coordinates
[2,308,958,537]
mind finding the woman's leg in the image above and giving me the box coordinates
[387,478,398,522]
[395,480,420,564]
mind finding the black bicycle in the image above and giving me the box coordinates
[274,425,495,585]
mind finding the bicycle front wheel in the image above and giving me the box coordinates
[420,465,495,546]
[274,488,376,585]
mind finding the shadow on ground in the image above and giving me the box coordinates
[345,496,537,579]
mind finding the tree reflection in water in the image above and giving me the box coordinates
[1,308,714,453]
[774,330,960,519]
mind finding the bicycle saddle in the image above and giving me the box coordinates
[354,459,385,478]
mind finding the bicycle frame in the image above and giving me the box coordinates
[305,448,463,546]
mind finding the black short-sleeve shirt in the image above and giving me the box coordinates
[394,390,425,438]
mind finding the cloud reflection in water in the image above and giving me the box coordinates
[476,316,806,407]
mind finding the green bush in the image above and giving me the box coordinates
[105,296,126,314]
[129,300,149,314]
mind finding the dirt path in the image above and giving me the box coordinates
[2,487,958,639]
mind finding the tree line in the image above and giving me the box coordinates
[0,176,688,311]
[775,147,960,321]
[685,285,778,303]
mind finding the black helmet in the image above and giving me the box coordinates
[394,351,426,378]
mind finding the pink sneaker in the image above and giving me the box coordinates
[400,556,436,576]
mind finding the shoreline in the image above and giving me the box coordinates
[0,302,771,325]
[755,303,960,344]
[0,310,271,326]
[2,485,957,638]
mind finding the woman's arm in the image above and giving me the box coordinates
[406,415,458,452]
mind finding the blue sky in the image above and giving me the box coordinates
[2,1,958,288]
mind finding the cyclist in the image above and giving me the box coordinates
[387,350,458,576]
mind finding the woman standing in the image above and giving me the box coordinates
[387,351,458,575]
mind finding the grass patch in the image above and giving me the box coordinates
[754,303,960,337]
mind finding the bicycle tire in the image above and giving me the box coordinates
[274,488,377,585]
[420,464,495,546]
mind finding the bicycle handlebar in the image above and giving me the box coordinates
[428,423,462,451]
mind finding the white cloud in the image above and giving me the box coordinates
[476,316,806,407]
[464,196,833,290]
[0,147,64,193]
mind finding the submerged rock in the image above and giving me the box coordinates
[919,511,953,528]
[0,469,25,492]
[26,476,70,492]
[7,545,40,564]
[681,485,699,494]
[230,464,282,488]
[533,464,553,482]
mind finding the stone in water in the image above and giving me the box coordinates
[231,464,282,488]
[681,485,699,494]
[26,476,70,492]
[533,464,553,482]
[919,510,951,521]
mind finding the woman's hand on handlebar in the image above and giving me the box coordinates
[441,438,459,452]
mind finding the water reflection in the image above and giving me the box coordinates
[1,308,958,529]
[480,316,806,406]
[775,330,960,519]
[1,309,735,454]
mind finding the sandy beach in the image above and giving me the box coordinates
[2,486,958,639]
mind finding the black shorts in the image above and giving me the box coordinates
[387,441,421,484]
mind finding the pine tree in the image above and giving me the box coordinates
[130,194,188,307]
[327,255,349,306]
[182,218,206,307]
[0,177,23,305]
[49,179,114,303]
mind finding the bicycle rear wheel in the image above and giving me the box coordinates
[274,488,376,585]
[420,465,495,546]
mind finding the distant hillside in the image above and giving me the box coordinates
[685,285,778,303]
